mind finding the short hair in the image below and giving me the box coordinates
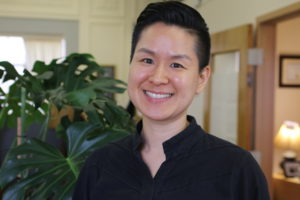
[130,1,211,71]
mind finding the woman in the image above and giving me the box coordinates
[73,1,270,199]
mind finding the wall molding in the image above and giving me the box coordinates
[0,0,79,19]
[89,0,125,18]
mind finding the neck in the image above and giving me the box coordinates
[141,115,188,151]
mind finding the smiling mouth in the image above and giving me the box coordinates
[144,90,173,99]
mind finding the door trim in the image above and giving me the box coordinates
[256,1,300,195]
[205,24,253,150]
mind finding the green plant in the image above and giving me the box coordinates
[0,53,134,199]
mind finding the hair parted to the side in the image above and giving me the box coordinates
[130,0,211,71]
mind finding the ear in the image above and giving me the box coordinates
[195,66,211,94]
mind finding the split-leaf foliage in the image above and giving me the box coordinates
[0,53,134,199]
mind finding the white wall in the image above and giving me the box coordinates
[275,16,300,130]
[195,0,300,33]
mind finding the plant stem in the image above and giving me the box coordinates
[66,157,79,179]
[38,103,51,141]
[20,87,26,144]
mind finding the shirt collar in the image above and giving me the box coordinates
[132,115,204,160]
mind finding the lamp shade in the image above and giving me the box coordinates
[274,121,300,151]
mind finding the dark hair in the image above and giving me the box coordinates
[130,1,210,71]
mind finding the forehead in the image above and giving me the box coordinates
[139,22,196,40]
[136,22,197,52]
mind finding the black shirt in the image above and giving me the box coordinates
[73,116,270,200]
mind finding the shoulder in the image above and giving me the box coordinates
[194,127,247,156]
[187,117,241,154]
[186,118,255,167]
[193,129,269,198]
[191,127,257,169]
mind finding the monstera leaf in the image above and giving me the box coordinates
[0,122,130,200]
[0,53,134,199]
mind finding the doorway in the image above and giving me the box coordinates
[256,1,300,196]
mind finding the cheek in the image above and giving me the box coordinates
[172,74,199,94]
[172,76,183,88]
[128,67,148,92]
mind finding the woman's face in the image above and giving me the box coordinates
[128,22,209,123]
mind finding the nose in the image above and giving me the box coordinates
[148,65,169,85]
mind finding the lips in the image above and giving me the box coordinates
[144,90,173,99]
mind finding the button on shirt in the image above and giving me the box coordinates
[73,116,270,200]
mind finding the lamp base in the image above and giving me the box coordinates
[280,151,298,177]
[283,150,297,160]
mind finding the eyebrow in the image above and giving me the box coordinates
[136,48,192,61]
[171,54,192,61]
[136,48,155,56]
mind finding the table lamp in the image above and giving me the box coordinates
[274,121,300,177]
[275,121,300,160]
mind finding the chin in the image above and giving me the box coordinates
[142,110,186,123]
[139,109,169,121]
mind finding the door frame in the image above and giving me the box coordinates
[204,24,253,150]
[256,1,300,194]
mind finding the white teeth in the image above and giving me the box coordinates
[145,91,172,99]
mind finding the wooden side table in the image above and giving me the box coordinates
[273,173,300,200]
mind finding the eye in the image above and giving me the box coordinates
[170,63,184,69]
[141,58,154,64]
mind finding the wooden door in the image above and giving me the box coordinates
[204,24,253,150]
